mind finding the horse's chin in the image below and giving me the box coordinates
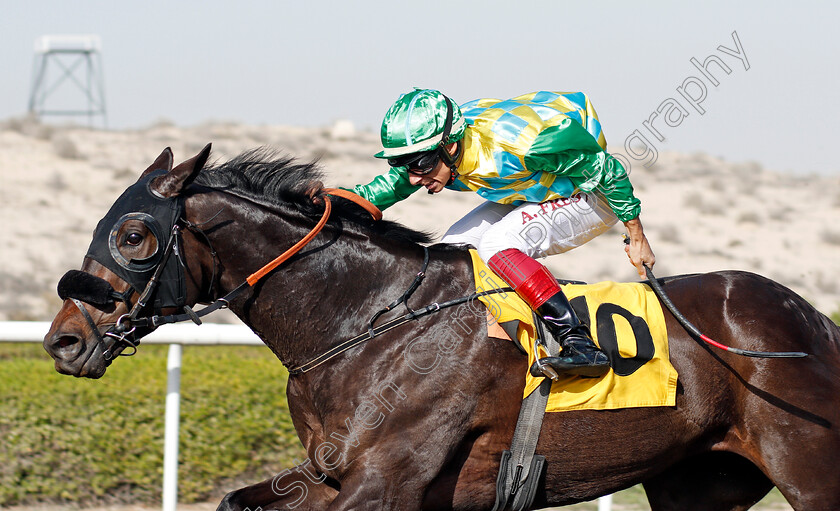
[54,342,109,379]
[78,357,108,379]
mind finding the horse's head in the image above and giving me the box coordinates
[44,145,211,378]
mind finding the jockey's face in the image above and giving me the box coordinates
[407,157,450,193]
[406,143,458,194]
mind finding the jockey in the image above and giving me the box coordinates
[349,88,655,378]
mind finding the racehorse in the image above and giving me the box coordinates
[44,145,840,510]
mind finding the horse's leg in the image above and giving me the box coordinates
[740,389,840,510]
[320,470,427,511]
[216,471,339,511]
[642,452,774,511]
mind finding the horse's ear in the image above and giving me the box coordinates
[140,147,174,179]
[150,143,212,198]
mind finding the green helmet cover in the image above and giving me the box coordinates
[375,88,466,159]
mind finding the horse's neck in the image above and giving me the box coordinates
[198,195,462,368]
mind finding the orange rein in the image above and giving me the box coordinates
[321,188,382,222]
[245,189,381,286]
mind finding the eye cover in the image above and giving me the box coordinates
[108,212,163,272]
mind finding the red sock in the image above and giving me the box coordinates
[487,249,560,309]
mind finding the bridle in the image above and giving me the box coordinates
[62,188,383,363]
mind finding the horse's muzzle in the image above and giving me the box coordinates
[44,323,108,378]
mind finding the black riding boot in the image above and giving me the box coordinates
[529,291,610,378]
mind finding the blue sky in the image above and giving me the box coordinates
[2,1,837,175]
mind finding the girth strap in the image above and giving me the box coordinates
[492,314,558,511]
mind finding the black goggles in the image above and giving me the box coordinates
[387,150,441,175]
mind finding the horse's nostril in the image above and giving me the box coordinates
[48,333,83,361]
[56,336,79,349]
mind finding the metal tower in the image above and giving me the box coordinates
[28,35,107,127]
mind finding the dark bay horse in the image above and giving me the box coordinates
[44,146,840,510]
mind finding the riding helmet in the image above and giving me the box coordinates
[374,88,466,159]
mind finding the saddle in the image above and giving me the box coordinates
[468,250,679,510]
[470,250,678,412]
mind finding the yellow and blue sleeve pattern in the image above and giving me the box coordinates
[460,91,607,150]
[450,91,640,220]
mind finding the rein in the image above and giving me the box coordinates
[127,190,505,374]
[78,192,809,368]
[82,182,510,375]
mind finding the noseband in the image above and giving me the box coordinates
[59,188,382,361]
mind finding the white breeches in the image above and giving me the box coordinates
[440,192,618,263]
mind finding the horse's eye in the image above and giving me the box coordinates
[126,232,143,246]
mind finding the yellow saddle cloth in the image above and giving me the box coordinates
[469,250,678,412]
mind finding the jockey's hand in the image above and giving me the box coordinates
[623,217,656,278]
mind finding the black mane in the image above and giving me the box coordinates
[192,148,435,245]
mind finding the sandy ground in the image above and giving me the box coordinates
[1,116,837,322]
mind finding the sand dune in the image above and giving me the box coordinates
[1,117,837,323]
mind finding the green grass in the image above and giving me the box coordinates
[0,343,304,506]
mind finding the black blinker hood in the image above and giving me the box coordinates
[85,169,186,309]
